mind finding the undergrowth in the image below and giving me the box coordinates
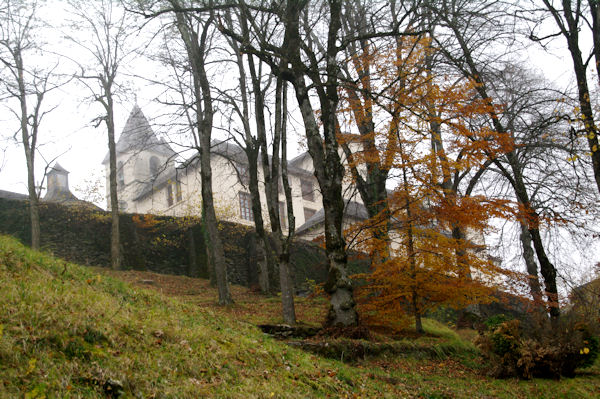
[0,235,599,398]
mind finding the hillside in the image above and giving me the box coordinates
[1,235,599,398]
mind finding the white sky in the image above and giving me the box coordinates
[0,2,307,206]
[0,3,579,206]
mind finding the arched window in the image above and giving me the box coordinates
[117,161,124,186]
[149,156,160,177]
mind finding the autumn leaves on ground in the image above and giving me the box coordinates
[1,235,599,399]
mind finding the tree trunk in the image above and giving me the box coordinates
[297,81,357,327]
[284,0,357,327]
[527,223,559,321]
[275,76,297,325]
[519,222,543,305]
[23,140,39,250]
[201,169,232,305]
[106,90,121,270]
[16,50,40,250]
[279,256,296,325]
[568,38,600,195]
[225,13,272,295]
[542,0,600,194]
[590,0,600,85]
[400,143,424,334]
[26,162,40,250]
[171,2,232,304]
[247,147,271,294]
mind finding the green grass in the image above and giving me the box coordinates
[0,234,599,398]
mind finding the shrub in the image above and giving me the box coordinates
[484,314,512,330]
[476,319,599,379]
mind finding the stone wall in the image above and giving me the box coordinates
[0,198,368,289]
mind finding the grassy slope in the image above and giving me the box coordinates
[0,235,598,398]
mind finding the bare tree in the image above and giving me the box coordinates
[227,0,359,326]
[272,77,298,325]
[0,0,63,250]
[220,11,274,295]
[214,0,422,326]
[221,10,297,321]
[429,0,573,323]
[530,0,600,195]
[168,0,233,305]
[63,0,141,270]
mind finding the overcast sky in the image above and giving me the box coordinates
[0,2,583,208]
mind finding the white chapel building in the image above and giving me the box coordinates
[102,106,365,240]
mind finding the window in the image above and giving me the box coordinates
[237,164,249,186]
[149,156,160,177]
[301,179,314,201]
[304,207,316,221]
[117,161,124,186]
[239,192,253,221]
[279,201,287,229]
[175,181,182,202]
[166,184,173,207]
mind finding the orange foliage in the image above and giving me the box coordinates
[132,214,161,231]
[337,36,516,330]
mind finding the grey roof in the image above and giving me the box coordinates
[296,200,369,235]
[0,189,29,200]
[211,140,313,177]
[133,139,314,202]
[41,188,102,210]
[102,105,176,164]
[0,188,100,210]
[43,188,79,203]
[289,151,311,169]
[49,162,68,174]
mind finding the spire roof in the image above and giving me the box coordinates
[49,162,68,174]
[102,105,176,164]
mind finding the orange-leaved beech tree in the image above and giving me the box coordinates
[349,128,509,333]
[340,35,512,333]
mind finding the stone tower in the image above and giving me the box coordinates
[102,105,176,212]
[44,163,78,203]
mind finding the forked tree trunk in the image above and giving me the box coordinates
[247,150,271,294]
[519,221,547,324]
[298,81,357,327]
[285,0,357,327]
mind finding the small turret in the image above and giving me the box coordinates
[44,163,78,203]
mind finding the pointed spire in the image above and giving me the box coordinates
[101,105,176,164]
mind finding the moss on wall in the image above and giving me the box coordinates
[0,198,368,288]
